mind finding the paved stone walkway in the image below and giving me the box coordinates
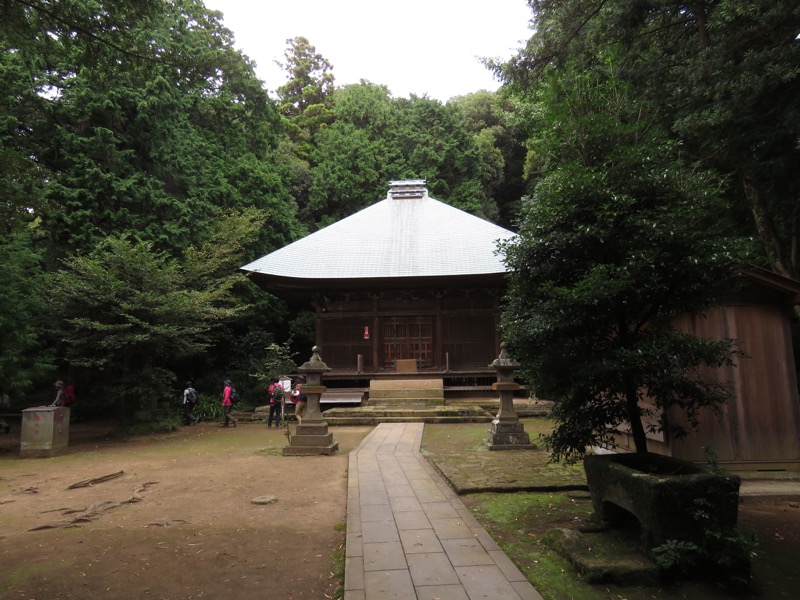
[345,422,543,600]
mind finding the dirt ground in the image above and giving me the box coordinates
[2,417,799,600]
[0,418,373,600]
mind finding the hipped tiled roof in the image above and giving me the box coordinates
[241,185,516,281]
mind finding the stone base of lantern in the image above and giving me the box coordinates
[283,421,339,456]
[487,420,536,451]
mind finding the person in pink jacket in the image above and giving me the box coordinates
[222,379,238,428]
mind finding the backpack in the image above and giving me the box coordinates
[230,387,240,404]
[63,385,77,407]
[185,387,198,405]
[271,385,284,403]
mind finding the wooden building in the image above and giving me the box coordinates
[617,267,800,472]
[241,180,516,391]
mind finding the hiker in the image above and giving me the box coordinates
[50,380,66,407]
[267,378,283,428]
[63,383,76,407]
[221,379,238,428]
[182,381,199,425]
[291,377,306,423]
[0,393,9,433]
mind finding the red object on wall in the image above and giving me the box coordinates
[364,326,370,340]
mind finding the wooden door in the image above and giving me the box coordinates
[383,316,433,368]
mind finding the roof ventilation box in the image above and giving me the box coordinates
[389,179,427,200]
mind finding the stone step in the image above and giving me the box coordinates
[370,378,444,391]
[369,389,444,400]
[321,404,495,425]
[323,415,495,425]
[368,379,444,403]
[324,405,489,416]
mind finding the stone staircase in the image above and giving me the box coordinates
[367,378,444,405]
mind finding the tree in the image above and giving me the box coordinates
[0,231,54,400]
[501,0,800,285]
[0,0,302,404]
[275,36,336,150]
[305,83,398,227]
[450,91,527,228]
[501,67,748,461]
[389,95,491,218]
[49,211,263,415]
[306,84,498,228]
[1,0,293,260]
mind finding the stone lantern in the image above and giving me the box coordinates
[283,346,339,456]
[487,343,534,450]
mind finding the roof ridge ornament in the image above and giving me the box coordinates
[388,179,427,200]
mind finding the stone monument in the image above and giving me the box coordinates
[283,347,339,456]
[487,343,534,450]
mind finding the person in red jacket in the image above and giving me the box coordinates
[222,379,238,428]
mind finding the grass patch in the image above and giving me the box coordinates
[2,562,52,592]
[421,419,586,493]
[330,523,346,600]
[422,420,498,454]
[468,492,609,600]
[256,445,284,456]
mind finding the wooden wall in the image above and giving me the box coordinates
[315,288,501,372]
[667,302,800,469]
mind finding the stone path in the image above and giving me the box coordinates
[345,422,543,600]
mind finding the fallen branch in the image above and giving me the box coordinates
[68,470,124,489]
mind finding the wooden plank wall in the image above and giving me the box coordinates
[669,304,800,468]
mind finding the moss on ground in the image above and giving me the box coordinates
[422,419,586,493]
[421,419,798,600]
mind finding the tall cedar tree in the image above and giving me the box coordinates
[1,0,294,260]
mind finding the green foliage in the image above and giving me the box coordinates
[1,0,293,260]
[49,225,253,415]
[651,497,757,588]
[0,231,54,399]
[113,414,183,438]
[501,66,749,461]
[450,91,528,227]
[249,340,298,385]
[287,311,316,359]
[276,36,335,121]
[0,0,305,404]
[193,395,223,423]
[702,445,724,476]
[305,84,497,229]
[502,0,800,283]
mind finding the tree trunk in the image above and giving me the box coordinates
[742,175,792,278]
[741,174,800,318]
[624,377,649,453]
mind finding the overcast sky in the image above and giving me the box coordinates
[202,0,534,102]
